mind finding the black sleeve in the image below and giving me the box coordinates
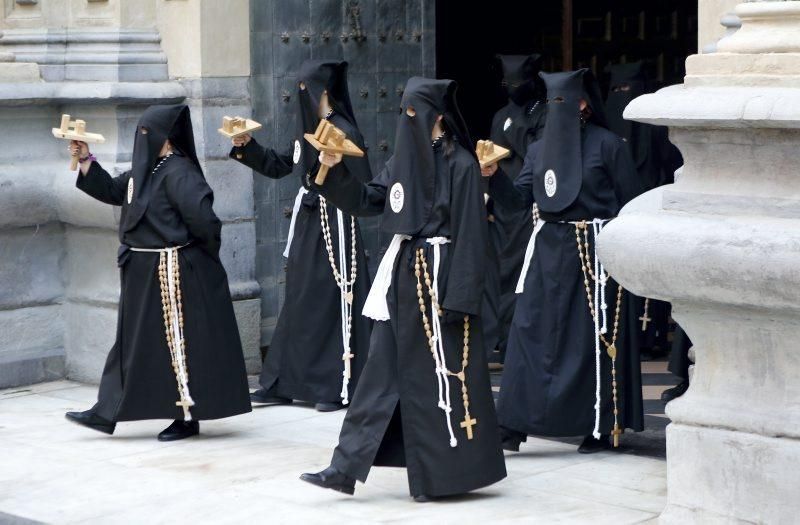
[605,135,645,207]
[75,162,130,206]
[442,160,487,317]
[487,145,535,211]
[230,138,294,179]
[311,157,390,217]
[165,166,223,259]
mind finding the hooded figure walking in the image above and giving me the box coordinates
[65,104,251,441]
[483,70,646,454]
[605,61,684,360]
[482,54,548,361]
[230,60,372,412]
[299,77,506,501]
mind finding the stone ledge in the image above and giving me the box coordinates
[0,81,186,107]
[0,63,41,83]
[0,347,65,389]
[625,84,800,128]
[598,210,800,311]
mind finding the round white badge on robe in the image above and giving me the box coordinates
[126,177,134,204]
[544,169,557,198]
[503,117,512,131]
[293,140,302,164]
[390,182,404,213]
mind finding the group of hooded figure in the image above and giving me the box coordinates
[63,54,681,501]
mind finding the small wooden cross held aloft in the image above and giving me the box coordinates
[52,114,106,170]
[475,139,511,168]
[303,120,364,185]
[460,414,477,440]
[217,116,263,159]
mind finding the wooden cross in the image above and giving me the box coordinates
[612,425,623,448]
[342,351,355,378]
[639,312,652,331]
[460,414,477,440]
[217,116,263,159]
[175,398,194,420]
[51,114,106,170]
[475,139,511,168]
[303,120,364,185]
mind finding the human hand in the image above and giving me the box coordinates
[69,140,89,159]
[319,151,343,168]
[480,163,498,177]
[232,133,252,148]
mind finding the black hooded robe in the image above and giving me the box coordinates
[314,78,506,497]
[483,55,548,358]
[606,62,684,356]
[78,105,251,422]
[491,71,645,439]
[232,60,372,405]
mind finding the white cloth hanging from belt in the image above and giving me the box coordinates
[283,187,310,258]
[362,233,411,321]
[515,217,546,294]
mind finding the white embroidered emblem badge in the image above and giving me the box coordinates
[390,182,404,213]
[127,177,134,204]
[293,140,302,164]
[544,169,557,198]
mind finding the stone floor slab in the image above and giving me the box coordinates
[0,381,666,524]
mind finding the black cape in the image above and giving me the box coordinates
[313,78,506,497]
[77,105,251,421]
[490,122,645,437]
[232,60,373,405]
[483,54,547,357]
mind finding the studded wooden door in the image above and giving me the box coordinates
[249,0,436,346]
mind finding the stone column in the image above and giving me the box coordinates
[598,1,800,523]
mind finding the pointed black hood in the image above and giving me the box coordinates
[496,54,547,158]
[497,54,545,106]
[606,61,650,169]
[123,104,201,232]
[381,76,473,235]
[293,59,359,182]
[533,69,606,213]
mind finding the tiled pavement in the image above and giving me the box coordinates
[0,365,674,524]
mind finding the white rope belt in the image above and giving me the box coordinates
[284,187,309,258]
[425,237,457,447]
[336,208,354,405]
[129,243,194,421]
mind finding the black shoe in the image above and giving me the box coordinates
[578,434,611,454]
[65,410,116,435]
[315,402,344,412]
[661,380,689,403]
[300,466,356,495]
[413,494,434,503]
[499,426,525,452]
[157,420,199,442]
[250,389,293,406]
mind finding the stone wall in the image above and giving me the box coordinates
[0,0,260,388]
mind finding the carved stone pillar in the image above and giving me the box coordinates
[598,1,800,523]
